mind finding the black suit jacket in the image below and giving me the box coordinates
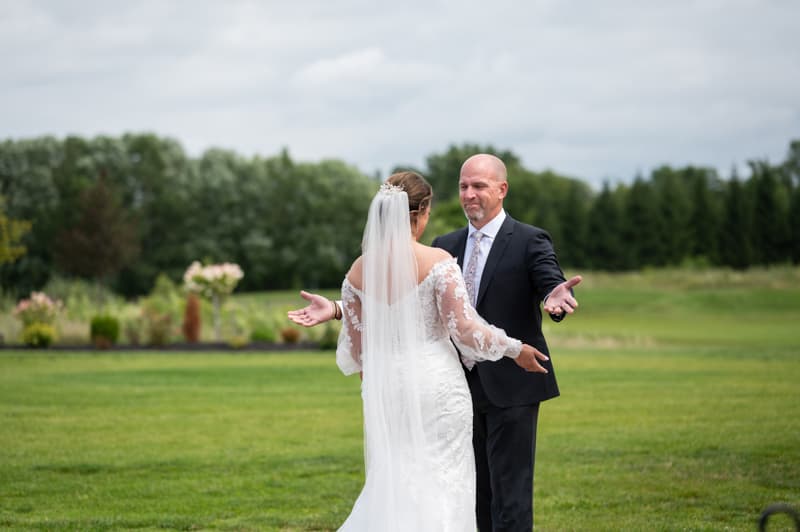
[432,215,564,407]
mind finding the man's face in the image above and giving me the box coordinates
[459,164,507,228]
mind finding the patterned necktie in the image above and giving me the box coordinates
[464,231,484,306]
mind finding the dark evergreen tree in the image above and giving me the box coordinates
[790,183,800,264]
[623,178,662,268]
[586,182,625,270]
[55,174,140,283]
[651,166,692,266]
[686,167,721,264]
[719,175,754,269]
[749,160,791,265]
[557,181,592,268]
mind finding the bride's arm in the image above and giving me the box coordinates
[335,281,362,375]
[435,261,548,372]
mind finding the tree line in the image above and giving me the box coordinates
[1,134,798,298]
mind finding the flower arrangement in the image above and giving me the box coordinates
[183,261,244,341]
[13,292,62,327]
[183,261,243,299]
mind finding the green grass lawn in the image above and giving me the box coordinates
[1,269,799,531]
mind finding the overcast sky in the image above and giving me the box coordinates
[2,0,798,187]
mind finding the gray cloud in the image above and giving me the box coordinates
[2,0,798,187]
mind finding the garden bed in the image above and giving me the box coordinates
[0,341,324,352]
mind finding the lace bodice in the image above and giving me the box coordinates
[336,257,522,375]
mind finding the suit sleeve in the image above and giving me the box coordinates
[525,228,568,322]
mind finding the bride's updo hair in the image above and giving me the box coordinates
[385,171,433,227]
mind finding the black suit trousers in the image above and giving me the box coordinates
[468,368,540,532]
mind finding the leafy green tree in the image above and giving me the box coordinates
[419,196,465,245]
[114,134,194,296]
[263,157,374,289]
[0,137,62,295]
[0,196,31,265]
[4,133,800,294]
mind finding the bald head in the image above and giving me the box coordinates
[459,154,509,229]
[460,154,507,183]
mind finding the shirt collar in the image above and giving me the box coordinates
[468,209,506,240]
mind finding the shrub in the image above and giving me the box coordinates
[21,323,57,347]
[13,292,61,326]
[182,293,201,343]
[124,318,143,346]
[139,274,181,346]
[143,274,183,314]
[318,322,340,350]
[223,303,248,342]
[144,309,173,346]
[227,335,249,349]
[280,327,301,344]
[90,315,120,348]
[42,277,123,321]
[250,321,277,343]
[58,320,92,345]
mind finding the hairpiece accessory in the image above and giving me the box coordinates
[379,182,405,195]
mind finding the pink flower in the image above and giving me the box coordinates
[13,291,61,326]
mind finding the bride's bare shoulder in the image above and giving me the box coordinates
[415,242,452,259]
[414,243,454,279]
[345,256,364,289]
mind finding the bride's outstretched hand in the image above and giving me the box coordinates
[287,290,334,327]
[514,344,550,373]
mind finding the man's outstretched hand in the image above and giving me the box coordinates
[287,291,334,327]
[514,344,550,373]
[543,275,582,317]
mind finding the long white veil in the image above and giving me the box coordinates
[342,182,436,530]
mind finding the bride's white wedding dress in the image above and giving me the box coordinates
[336,257,522,532]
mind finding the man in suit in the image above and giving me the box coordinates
[288,154,580,530]
[432,153,579,530]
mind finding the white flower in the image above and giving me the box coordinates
[183,261,244,299]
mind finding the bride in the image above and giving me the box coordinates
[325,172,548,531]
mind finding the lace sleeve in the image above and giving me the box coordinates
[335,279,363,375]
[434,260,522,370]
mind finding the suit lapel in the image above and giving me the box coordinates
[476,216,515,306]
